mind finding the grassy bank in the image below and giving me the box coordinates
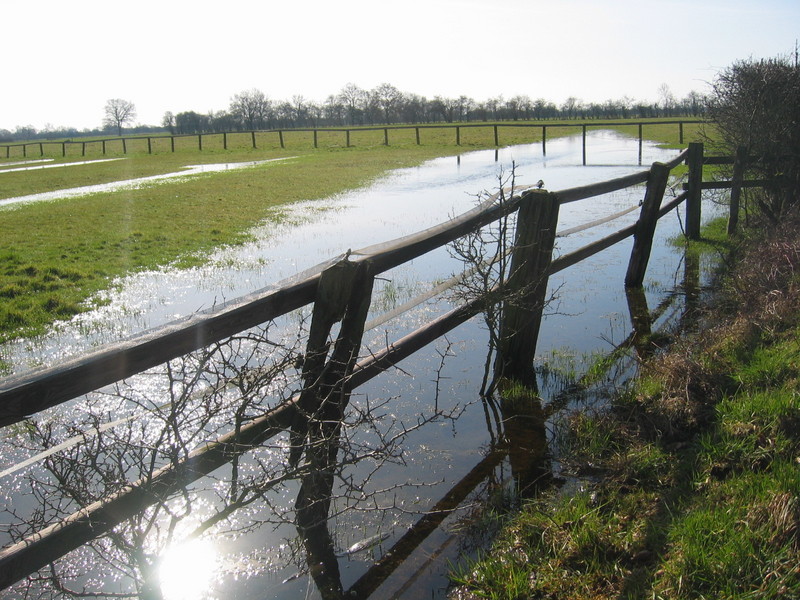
[0,119,704,345]
[450,212,800,598]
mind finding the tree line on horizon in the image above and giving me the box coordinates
[1,82,706,142]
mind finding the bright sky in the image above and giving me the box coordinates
[2,0,798,132]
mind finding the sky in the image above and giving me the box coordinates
[2,0,798,132]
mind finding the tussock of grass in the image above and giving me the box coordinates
[451,207,800,599]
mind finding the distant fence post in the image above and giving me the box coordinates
[625,161,671,287]
[61,142,66,157]
[122,139,127,154]
[222,132,227,151]
[496,190,560,385]
[278,130,285,149]
[727,145,748,236]
[582,124,587,165]
[638,123,643,165]
[542,125,547,155]
[147,137,152,154]
[415,127,421,145]
[346,130,351,147]
[251,130,257,149]
[493,124,499,146]
[313,130,318,149]
[198,134,202,151]
[685,142,704,240]
[456,126,461,146]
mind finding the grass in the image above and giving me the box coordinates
[449,209,800,599]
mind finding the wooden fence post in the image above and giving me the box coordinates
[494,124,499,146]
[625,161,671,287]
[456,126,461,146]
[685,142,703,240]
[346,130,351,147]
[222,132,227,150]
[496,190,560,385]
[727,145,748,236]
[415,127,420,145]
[384,128,389,146]
[122,138,127,154]
[147,137,152,154]
[278,130,285,149]
[198,134,202,151]
[313,129,318,149]
[638,123,643,165]
[582,124,587,165]
[289,257,374,470]
[251,130,256,149]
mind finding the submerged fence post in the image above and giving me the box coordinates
[685,142,704,240]
[625,161,671,287]
[496,190,560,385]
[727,145,748,236]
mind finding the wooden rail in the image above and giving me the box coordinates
[0,142,766,591]
[1,120,702,166]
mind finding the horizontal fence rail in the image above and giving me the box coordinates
[0,142,767,592]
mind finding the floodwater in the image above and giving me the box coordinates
[0,132,716,599]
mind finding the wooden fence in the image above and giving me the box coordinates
[0,120,701,166]
[0,142,760,591]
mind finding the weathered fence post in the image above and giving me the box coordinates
[222,132,227,150]
[198,134,202,151]
[456,126,461,146]
[727,145,748,236]
[313,129,318,148]
[61,142,66,157]
[278,130,285,149]
[679,121,684,145]
[147,137,152,154]
[415,127,421,145]
[346,130,351,147]
[493,124,499,146]
[251,130,256,149]
[122,138,127,154]
[38,142,43,156]
[496,190,560,385]
[625,161,671,287]
[383,128,389,146]
[685,142,704,240]
[289,257,375,467]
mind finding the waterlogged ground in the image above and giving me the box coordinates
[0,132,717,599]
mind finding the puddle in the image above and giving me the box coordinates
[0,157,296,207]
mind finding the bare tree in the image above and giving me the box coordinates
[103,99,136,136]
[229,88,272,130]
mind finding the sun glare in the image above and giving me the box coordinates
[158,538,218,600]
